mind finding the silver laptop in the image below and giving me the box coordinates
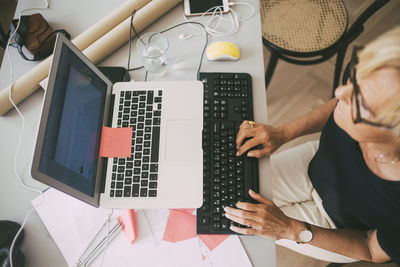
[32,34,203,209]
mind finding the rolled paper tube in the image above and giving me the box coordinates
[40,0,182,89]
[0,0,181,115]
[72,0,151,50]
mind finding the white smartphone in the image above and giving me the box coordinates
[184,0,230,17]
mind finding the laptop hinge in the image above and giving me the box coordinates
[100,157,107,194]
[108,94,115,127]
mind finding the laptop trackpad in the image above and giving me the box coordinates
[165,120,200,161]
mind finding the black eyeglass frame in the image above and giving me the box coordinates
[349,46,392,129]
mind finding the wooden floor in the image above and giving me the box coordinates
[1,0,399,266]
[265,1,400,266]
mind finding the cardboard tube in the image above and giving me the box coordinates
[39,0,182,89]
[82,0,182,65]
[0,0,179,115]
[72,0,151,50]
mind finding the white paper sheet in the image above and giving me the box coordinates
[32,188,253,267]
[32,189,164,267]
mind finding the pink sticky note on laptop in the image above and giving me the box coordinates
[162,210,196,242]
[99,126,132,158]
[118,209,137,244]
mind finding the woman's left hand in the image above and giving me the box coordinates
[224,190,298,240]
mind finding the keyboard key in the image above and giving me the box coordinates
[151,127,160,162]
[124,186,131,197]
[150,173,158,180]
[153,118,161,125]
[147,91,154,104]
[201,217,210,225]
[132,184,139,197]
[149,182,157,189]
[116,190,123,197]
[116,182,123,189]
[149,190,157,197]
[150,164,158,172]
[140,188,148,197]
[142,164,149,171]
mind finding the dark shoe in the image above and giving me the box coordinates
[0,25,8,49]
[0,221,24,248]
[0,246,25,267]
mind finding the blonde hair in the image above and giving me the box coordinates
[357,26,400,137]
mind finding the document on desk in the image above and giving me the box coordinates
[31,188,165,267]
[32,188,253,267]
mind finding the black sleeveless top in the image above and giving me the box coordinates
[308,114,400,264]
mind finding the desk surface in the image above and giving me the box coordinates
[0,0,276,266]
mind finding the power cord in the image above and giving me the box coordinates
[6,1,50,266]
[127,10,144,72]
[159,22,208,79]
[140,22,209,81]
[183,1,255,37]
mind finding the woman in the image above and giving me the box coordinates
[224,26,400,264]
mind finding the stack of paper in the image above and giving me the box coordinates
[32,188,253,267]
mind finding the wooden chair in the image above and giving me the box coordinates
[260,0,390,91]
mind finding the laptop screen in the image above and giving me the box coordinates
[38,43,107,197]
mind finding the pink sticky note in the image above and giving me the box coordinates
[162,210,196,242]
[99,126,132,158]
[170,209,195,214]
[117,209,137,244]
[198,234,229,251]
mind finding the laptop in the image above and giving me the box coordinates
[31,33,203,209]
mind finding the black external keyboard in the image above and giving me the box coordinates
[196,72,259,234]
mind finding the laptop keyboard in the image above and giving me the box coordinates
[197,73,259,234]
[109,90,162,198]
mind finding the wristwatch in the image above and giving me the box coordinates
[296,222,313,244]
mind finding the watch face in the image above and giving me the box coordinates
[299,230,313,243]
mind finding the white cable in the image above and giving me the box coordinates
[9,193,45,267]
[99,209,113,267]
[182,1,255,37]
[230,2,255,22]
[7,1,49,267]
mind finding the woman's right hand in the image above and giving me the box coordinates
[236,121,288,158]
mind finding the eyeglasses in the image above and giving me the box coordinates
[349,46,392,129]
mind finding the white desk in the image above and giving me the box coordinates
[0,0,276,266]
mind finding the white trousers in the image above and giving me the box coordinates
[270,141,357,263]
